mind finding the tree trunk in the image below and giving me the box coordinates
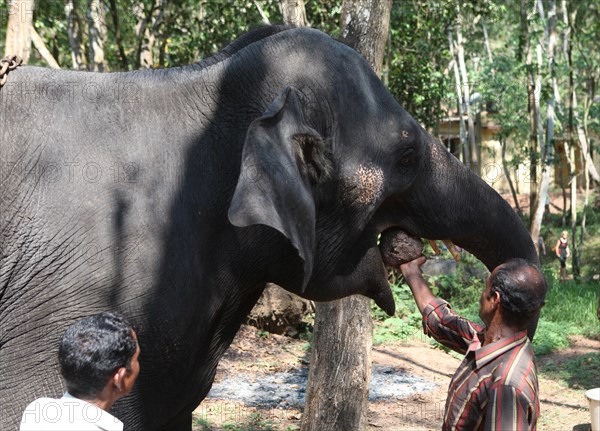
[502,137,522,215]
[301,2,391,430]
[338,0,391,76]
[31,26,60,68]
[568,139,578,277]
[455,6,479,176]
[530,0,557,252]
[564,87,578,276]
[563,2,592,268]
[448,35,469,168]
[4,0,34,62]
[573,89,589,262]
[135,2,153,69]
[87,0,107,72]
[302,299,374,431]
[482,18,493,64]
[65,0,86,70]
[521,0,539,224]
[107,0,128,70]
[135,0,167,69]
[280,0,307,27]
[562,1,581,279]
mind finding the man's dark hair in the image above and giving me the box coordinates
[490,258,548,329]
[58,312,137,399]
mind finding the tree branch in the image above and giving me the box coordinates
[30,26,60,69]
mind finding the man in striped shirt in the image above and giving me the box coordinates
[399,257,547,431]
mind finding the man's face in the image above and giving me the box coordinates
[122,331,141,396]
[479,266,501,326]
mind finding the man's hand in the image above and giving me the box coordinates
[378,230,436,313]
[399,255,427,279]
[398,255,436,314]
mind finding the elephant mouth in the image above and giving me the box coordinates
[376,228,463,268]
[366,228,464,316]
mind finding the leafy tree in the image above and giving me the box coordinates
[385,1,454,129]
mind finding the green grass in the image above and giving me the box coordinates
[531,275,599,355]
[540,276,599,334]
[539,353,600,390]
[373,315,423,345]
[194,412,297,431]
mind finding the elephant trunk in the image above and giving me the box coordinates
[397,138,542,338]
[408,138,539,271]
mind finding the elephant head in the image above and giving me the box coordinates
[228,28,538,321]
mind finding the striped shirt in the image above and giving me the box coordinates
[422,298,539,431]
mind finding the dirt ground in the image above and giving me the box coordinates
[194,325,599,431]
[501,190,576,216]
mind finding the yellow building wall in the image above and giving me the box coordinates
[437,116,599,202]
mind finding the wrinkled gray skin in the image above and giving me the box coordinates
[0,26,539,430]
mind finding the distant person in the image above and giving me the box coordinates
[20,312,140,431]
[554,230,571,281]
[400,256,547,430]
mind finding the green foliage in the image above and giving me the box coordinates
[164,0,283,67]
[372,276,422,344]
[385,0,456,128]
[432,258,487,310]
[194,417,212,431]
[0,0,344,71]
[194,410,288,431]
[372,277,418,321]
[531,320,573,356]
[373,314,422,345]
[304,1,342,35]
[222,412,277,431]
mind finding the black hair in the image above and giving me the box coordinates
[58,312,137,399]
[490,258,548,329]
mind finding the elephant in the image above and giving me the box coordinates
[0,26,539,430]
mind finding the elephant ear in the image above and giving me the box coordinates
[228,86,325,291]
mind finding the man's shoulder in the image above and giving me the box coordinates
[20,394,123,431]
[22,394,84,410]
[22,396,62,410]
[492,339,538,388]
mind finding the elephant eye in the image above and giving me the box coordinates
[399,149,415,166]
